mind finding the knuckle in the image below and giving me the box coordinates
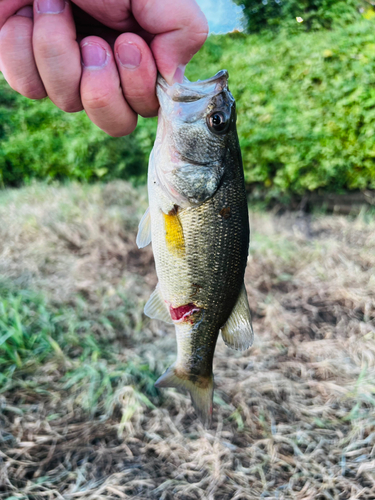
[83,90,113,111]
[33,32,67,61]
[127,95,158,117]
[20,84,46,100]
[1,16,32,40]
[124,79,155,99]
[58,101,83,113]
[4,73,46,100]
[124,90,148,103]
[124,92,158,118]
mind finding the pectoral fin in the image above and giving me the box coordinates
[144,284,173,324]
[136,207,151,249]
[221,284,254,351]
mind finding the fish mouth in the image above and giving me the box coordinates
[157,70,229,103]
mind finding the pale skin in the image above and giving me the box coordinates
[0,0,208,137]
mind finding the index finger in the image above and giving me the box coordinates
[0,0,35,71]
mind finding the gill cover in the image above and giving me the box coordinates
[153,71,236,208]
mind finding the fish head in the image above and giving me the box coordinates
[153,70,237,207]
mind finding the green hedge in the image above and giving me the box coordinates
[187,20,375,196]
[1,18,375,196]
[0,79,156,186]
[234,0,363,33]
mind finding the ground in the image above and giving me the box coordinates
[0,182,374,500]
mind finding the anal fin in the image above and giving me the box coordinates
[136,207,151,249]
[221,284,254,351]
[144,284,173,324]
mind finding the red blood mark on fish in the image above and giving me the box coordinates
[169,303,200,322]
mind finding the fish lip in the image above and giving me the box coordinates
[157,70,229,103]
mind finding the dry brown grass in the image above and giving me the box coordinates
[1,182,375,499]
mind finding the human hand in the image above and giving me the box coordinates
[0,0,208,136]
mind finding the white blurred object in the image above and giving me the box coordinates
[196,0,245,33]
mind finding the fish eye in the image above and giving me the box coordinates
[207,112,229,134]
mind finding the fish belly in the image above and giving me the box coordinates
[150,178,249,353]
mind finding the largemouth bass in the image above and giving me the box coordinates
[137,70,253,427]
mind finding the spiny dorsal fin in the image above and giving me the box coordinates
[221,284,254,351]
[155,363,214,428]
[144,284,173,324]
[136,207,151,249]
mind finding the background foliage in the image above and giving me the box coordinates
[235,0,365,33]
[187,20,375,196]
[0,82,156,186]
[1,16,375,196]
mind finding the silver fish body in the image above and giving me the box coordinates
[137,71,253,426]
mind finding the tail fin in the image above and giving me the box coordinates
[155,364,214,428]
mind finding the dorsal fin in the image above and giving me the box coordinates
[221,284,254,351]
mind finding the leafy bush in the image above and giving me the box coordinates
[186,20,375,196]
[0,79,156,187]
[235,0,364,33]
[1,19,375,196]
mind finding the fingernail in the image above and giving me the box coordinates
[173,65,186,84]
[16,6,33,18]
[81,43,108,68]
[36,0,65,14]
[117,42,141,69]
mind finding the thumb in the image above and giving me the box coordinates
[132,0,209,84]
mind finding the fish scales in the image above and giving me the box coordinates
[137,70,254,427]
